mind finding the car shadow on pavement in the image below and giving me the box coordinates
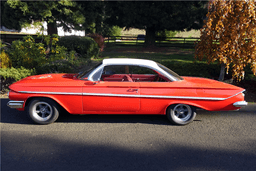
[2,128,256,171]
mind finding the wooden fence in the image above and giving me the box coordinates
[104,36,200,48]
[1,33,200,48]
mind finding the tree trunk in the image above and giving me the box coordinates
[47,21,58,35]
[144,27,156,47]
[46,21,58,57]
[218,63,226,81]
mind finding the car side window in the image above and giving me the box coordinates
[100,65,168,82]
[101,65,131,82]
[102,65,126,75]
[129,66,156,75]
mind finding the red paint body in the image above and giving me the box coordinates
[9,73,245,114]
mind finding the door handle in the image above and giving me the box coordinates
[133,89,139,93]
[127,89,139,93]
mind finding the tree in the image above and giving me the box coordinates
[195,0,256,81]
[77,1,106,35]
[1,0,85,35]
[105,1,207,47]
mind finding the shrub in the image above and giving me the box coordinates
[0,67,35,92]
[0,67,35,81]
[36,51,91,74]
[158,60,220,79]
[156,30,179,41]
[89,34,105,52]
[59,36,99,58]
[0,50,11,69]
[41,34,68,61]
[105,26,122,37]
[7,36,47,69]
[6,35,69,73]
[0,40,11,69]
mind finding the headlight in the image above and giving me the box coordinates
[242,93,245,97]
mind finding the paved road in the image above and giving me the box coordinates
[1,98,256,171]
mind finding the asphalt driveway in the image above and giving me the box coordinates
[1,98,256,171]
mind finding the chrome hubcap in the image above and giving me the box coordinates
[173,104,192,122]
[32,102,53,121]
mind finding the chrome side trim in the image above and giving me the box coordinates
[17,90,245,101]
[225,90,246,100]
[19,91,83,95]
[7,101,24,108]
[82,93,225,101]
[233,101,248,107]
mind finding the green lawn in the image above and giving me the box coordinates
[100,46,222,79]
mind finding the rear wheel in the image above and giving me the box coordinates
[167,104,196,125]
[27,98,59,124]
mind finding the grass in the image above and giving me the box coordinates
[104,37,198,48]
[100,46,222,79]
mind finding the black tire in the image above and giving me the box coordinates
[167,104,196,125]
[27,98,59,124]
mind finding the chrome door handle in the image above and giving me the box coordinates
[133,89,138,93]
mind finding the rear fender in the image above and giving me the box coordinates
[164,100,208,114]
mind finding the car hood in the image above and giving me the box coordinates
[9,73,80,92]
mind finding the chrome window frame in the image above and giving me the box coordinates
[88,63,180,82]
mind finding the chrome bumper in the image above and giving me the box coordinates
[233,101,248,107]
[7,101,24,108]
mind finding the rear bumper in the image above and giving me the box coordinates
[233,101,248,107]
[7,100,24,109]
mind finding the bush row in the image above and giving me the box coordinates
[0,35,100,91]
[58,36,99,58]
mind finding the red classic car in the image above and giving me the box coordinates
[7,58,247,125]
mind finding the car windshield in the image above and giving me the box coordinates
[157,63,183,81]
[77,62,102,79]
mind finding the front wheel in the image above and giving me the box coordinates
[167,104,196,125]
[27,98,60,124]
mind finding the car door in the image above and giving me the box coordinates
[82,65,140,112]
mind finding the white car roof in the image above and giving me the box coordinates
[102,58,158,68]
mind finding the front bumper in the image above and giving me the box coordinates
[7,101,24,108]
[233,101,248,107]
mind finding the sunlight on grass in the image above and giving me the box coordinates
[99,46,221,78]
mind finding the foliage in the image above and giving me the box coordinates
[37,52,91,74]
[41,34,68,60]
[2,0,85,35]
[0,40,11,69]
[58,36,99,58]
[0,67,35,81]
[156,30,179,40]
[105,1,207,46]
[0,50,11,69]
[77,1,106,34]
[6,35,69,73]
[195,0,256,81]
[89,34,105,52]
[7,36,46,69]
[105,26,123,37]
